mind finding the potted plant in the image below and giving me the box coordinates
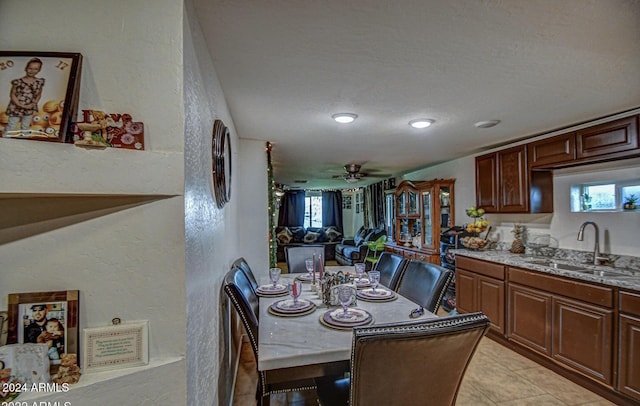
[581,193,592,211]
[623,193,638,210]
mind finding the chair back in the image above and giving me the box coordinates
[372,252,408,291]
[396,260,453,313]
[231,257,259,294]
[285,245,325,273]
[349,313,490,406]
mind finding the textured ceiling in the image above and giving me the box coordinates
[194,0,640,190]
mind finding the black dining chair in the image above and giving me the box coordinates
[371,252,409,291]
[223,268,316,405]
[315,312,490,406]
[285,245,325,273]
[231,257,259,294]
[396,260,454,314]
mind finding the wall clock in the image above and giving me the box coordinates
[212,119,232,208]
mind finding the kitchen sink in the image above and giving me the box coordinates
[524,260,587,271]
[573,269,627,277]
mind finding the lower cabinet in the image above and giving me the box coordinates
[619,291,640,401]
[509,284,552,356]
[456,256,505,334]
[508,267,614,386]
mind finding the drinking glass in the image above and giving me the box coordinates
[368,270,380,293]
[305,258,314,276]
[288,280,302,305]
[354,262,366,282]
[337,285,354,319]
[269,267,281,288]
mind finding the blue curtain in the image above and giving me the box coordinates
[322,191,343,232]
[277,191,305,226]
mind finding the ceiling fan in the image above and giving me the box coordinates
[332,164,390,183]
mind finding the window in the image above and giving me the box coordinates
[304,194,323,228]
[571,179,640,212]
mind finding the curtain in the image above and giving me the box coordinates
[363,182,385,229]
[322,191,343,232]
[277,191,305,226]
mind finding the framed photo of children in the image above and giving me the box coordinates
[0,51,83,143]
[7,290,79,371]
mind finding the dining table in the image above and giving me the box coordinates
[257,265,438,384]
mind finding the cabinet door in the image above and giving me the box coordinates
[576,115,639,160]
[478,275,505,335]
[408,189,418,215]
[456,269,477,314]
[509,284,552,356]
[497,145,528,212]
[475,153,497,212]
[553,297,613,385]
[528,132,576,168]
[422,190,433,248]
[619,314,640,400]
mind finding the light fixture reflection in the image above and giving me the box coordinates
[332,113,358,124]
[409,119,435,129]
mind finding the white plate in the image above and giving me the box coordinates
[329,307,370,323]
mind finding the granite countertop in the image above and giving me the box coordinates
[453,249,640,292]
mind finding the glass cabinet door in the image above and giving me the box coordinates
[422,190,433,246]
[408,190,418,215]
[439,186,451,229]
[398,192,407,216]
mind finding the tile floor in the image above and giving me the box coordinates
[233,331,617,406]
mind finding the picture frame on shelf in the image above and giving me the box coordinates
[7,290,79,372]
[82,320,149,373]
[0,51,83,143]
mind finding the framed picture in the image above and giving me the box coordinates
[83,320,149,373]
[7,290,79,371]
[0,51,83,143]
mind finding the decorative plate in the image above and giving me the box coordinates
[212,119,232,209]
[256,284,288,297]
[320,308,373,330]
[357,288,397,302]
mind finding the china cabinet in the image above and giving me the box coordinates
[387,179,454,264]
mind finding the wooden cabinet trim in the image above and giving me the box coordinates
[456,256,505,280]
[508,267,614,308]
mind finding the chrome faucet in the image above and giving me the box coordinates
[577,221,603,265]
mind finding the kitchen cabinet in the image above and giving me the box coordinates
[390,179,454,264]
[475,145,553,213]
[508,267,614,386]
[455,256,505,334]
[619,290,640,401]
[528,132,576,168]
[577,115,639,161]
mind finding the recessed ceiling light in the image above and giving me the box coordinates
[409,119,435,129]
[474,120,501,128]
[332,113,358,124]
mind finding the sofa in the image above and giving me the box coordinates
[335,226,386,266]
[275,226,343,263]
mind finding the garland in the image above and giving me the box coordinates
[266,142,277,267]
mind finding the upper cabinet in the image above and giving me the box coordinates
[476,113,640,213]
[393,179,455,263]
[576,116,639,161]
[476,146,552,213]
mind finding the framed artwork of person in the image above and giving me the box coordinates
[7,290,79,371]
[0,51,82,143]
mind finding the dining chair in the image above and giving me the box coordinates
[285,245,325,273]
[371,252,409,291]
[223,268,317,405]
[363,235,387,270]
[396,259,454,314]
[315,312,490,406]
[231,257,258,294]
